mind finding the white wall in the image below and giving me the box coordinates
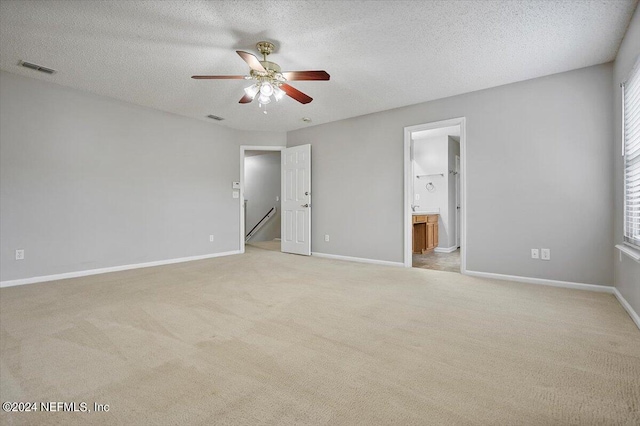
[0,71,285,282]
[288,63,614,286]
[413,134,448,213]
[613,6,640,313]
[244,152,281,242]
[412,132,460,250]
[413,134,450,249]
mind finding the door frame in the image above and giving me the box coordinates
[455,154,461,248]
[239,145,286,254]
[403,117,467,272]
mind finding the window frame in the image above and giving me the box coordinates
[622,56,640,251]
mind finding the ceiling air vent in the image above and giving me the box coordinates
[20,61,56,74]
[206,114,224,121]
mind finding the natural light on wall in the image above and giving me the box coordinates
[622,57,640,249]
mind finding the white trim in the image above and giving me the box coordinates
[464,270,614,293]
[312,252,404,267]
[616,244,640,262]
[434,246,458,253]
[0,250,241,288]
[613,287,640,330]
[239,145,286,254]
[404,117,467,272]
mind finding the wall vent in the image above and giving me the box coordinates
[20,61,56,74]
[206,114,224,121]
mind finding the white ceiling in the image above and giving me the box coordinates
[0,1,637,132]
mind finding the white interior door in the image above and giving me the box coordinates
[281,144,311,255]
[455,155,461,248]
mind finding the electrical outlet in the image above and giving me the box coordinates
[531,249,539,259]
[541,248,551,260]
[15,249,24,260]
[324,234,330,242]
[209,235,214,242]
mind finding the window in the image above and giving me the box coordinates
[623,57,640,249]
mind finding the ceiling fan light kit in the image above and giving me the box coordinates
[192,41,330,114]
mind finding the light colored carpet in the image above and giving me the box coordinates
[1,246,639,425]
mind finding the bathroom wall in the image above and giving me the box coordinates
[412,134,454,249]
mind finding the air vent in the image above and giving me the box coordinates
[20,61,56,74]
[206,114,224,121]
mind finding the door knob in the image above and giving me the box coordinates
[301,204,309,208]
[305,191,310,195]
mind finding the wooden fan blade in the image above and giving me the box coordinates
[239,93,254,104]
[191,75,245,79]
[236,51,266,72]
[282,70,330,81]
[281,84,313,104]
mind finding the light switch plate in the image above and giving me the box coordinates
[232,190,239,199]
[541,248,551,260]
[531,249,539,259]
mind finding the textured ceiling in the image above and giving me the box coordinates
[0,0,637,132]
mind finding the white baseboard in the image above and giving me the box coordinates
[464,270,614,293]
[0,250,242,288]
[312,252,404,267]
[613,287,640,330]
[434,246,458,253]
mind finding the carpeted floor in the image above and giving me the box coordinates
[1,246,639,425]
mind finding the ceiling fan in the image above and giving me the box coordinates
[192,41,330,110]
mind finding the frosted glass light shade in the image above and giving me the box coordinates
[260,82,274,97]
[258,94,271,104]
[273,86,285,101]
[244,84,259,99]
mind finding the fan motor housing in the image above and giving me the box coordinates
[260,61,281,73]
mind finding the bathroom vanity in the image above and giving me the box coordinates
[413,214,439,254]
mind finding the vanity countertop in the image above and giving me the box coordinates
[413,210,440,215]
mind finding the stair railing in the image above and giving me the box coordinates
[245,206,277,242]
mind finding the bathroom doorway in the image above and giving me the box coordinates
[403,118,466,273]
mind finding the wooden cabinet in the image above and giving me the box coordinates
[413,214,438,254]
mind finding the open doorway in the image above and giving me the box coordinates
[239,145,285,253]
[403,118,466,273]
